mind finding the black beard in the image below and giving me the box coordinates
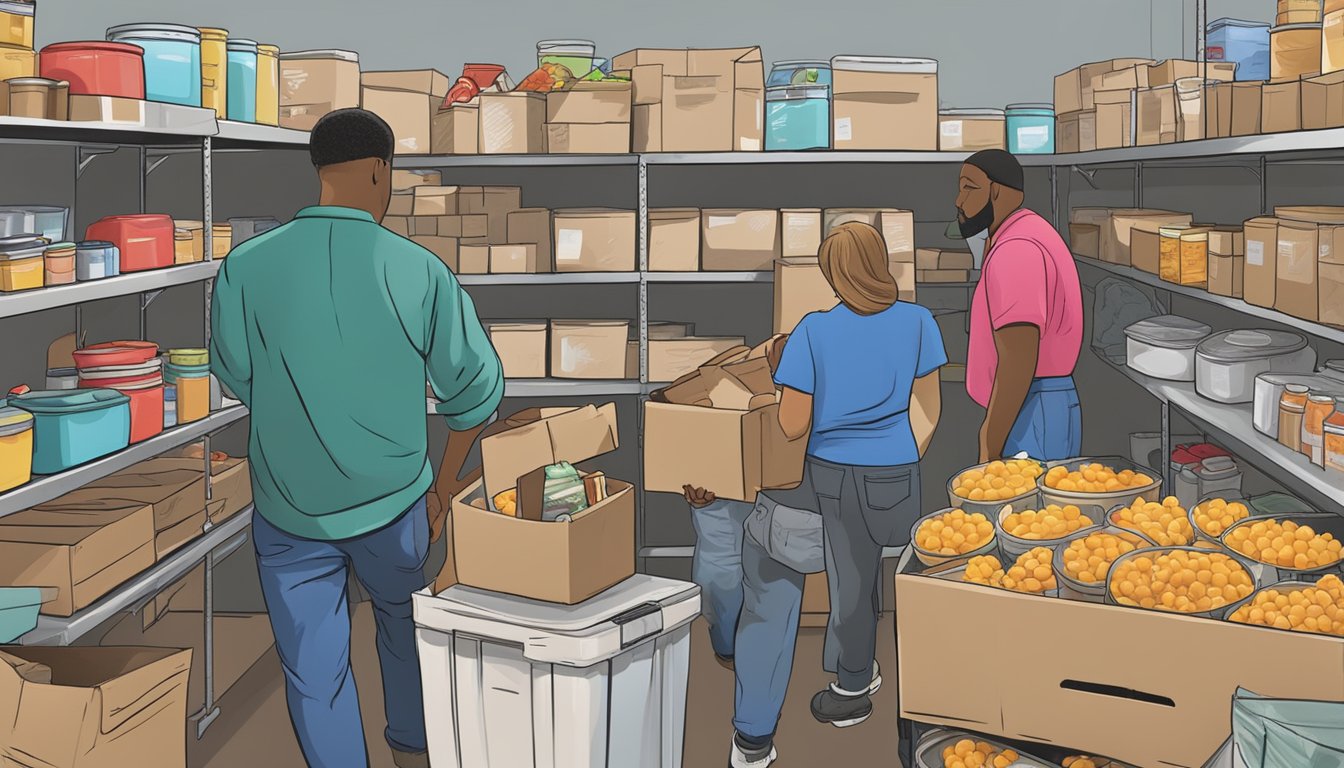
[958,201,994,238]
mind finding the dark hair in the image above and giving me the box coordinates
[965,149,1024,192]
[309,108,395,168]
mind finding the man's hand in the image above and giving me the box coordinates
[683,485,717,509]
[429,463,483,543]
[765,333,789,374]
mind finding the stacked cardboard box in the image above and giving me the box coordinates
[649,208,702,271]
[1208,227,1246,298]
[831,59,938,151]
[822,208,917,301]
[553,209,637,272]
[1303,70,1344,129]
[613,47,765,152]
[361,69,450,154]
[916,248,976,283]
[1060,59,1236,149]
[1098,209,1195,267]
[431,98,479,154]
[393,185,561,274]
[1262,77,1306,134]
[702,209,781,271]
[1055,58,1155,152]
[1207,80,1264,137]
[280,49,361,131]
[479,91,546,154]
[546,81,632,154]
[1272,206,1344,323]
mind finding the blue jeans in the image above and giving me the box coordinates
[732,533,806,740]
[253,499,431,767]
[1004,376,1082,461]
[690,499,752,659]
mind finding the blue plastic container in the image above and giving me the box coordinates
[75,240,120,281]
[0,587,47,643]
[163,361,209,385]
[1005,103,1056,154]
[227,38,258,123]
[8,388,131,474]
[767,60,832,88]
[766,85,830,151]
[106,23,202,107]
[1207,18,1271,81]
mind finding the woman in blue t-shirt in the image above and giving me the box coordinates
[770,221,947,730]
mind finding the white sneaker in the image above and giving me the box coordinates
[729,732,777,768]
[868,660,882,694]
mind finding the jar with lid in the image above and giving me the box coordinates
[198,28,228,118]
[1303,394,1336,466]
[43,241,76,285]
[1279,384,1309,450]
[1324,410,1344,473]
[255,44,279,126]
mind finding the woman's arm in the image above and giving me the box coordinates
[778,386,813,441]
[911,370,942,457]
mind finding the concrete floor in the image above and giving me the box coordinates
[192,606,902,767]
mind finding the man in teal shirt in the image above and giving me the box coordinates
[210,109,502,768]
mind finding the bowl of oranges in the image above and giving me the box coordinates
[955,547,1059,597]
[1188,496,1252,545]
[1220,513,1344,582]
[1108,496,1196,547]
[1040,457,1161,511]
[996,502,1104,559]
[915,729,1055,768]
[1227,574,1344,636]
[1107,546,1258,618]
[948,458,1045,517]
[1053,526,1150,601]
[911,507,998,566]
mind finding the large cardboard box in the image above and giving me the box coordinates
[1303,70,1344,128]
[1244,217,1280,309]
[486,322,547,378]
[449,404,632,604]
[1277,219,1324,321]
[1056,109,1096,153]
[1208,80,1263,137]
[360,70,450,155]
[431,102,479,155]
[1101,210,1194,266]
[1054,58,1155,114]
[546,123,631,154]
[612,47,765,152]
[1262,78,1305,134]
[649,337,746,382]
[550,320,631,379]
[1070,223,1101,259]
[1094,94,1133,150]
[1209,252,1246,298]
[1272,23,1323,81]
[280,50,360,115]
[702,209,780,271]
[832,60,937,151]
[552,209,637,272]
[413,235,458,270]
[488,244,541,274]
[1130,224,1162,274]
[644,344,807,501]
[1147,59,1237,86]
[937,112,1005,151]
[0,647,192,768]
[774,257,838,334]
[1326,10,1344,74]
[0,505,155,617]
[478,92,546,154]
[1175,82,1208,142]
[649,208,701,271]
[460,186,522,244]
[1136,85,1177,145]
[781,208,822,258]
[506,208,553,268]
[361,69,450,96]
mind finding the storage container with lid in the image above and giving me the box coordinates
[0,1,33,48]
[1006,103,1055,154]
[766,85,830,151]
[1195,329,1317,404]
[75,240,119,281]
[44,367,77,390]
[537,39,596,79]
[767,60,833,87]
[1324,410,1344,473]
[8,78,68,119]
[167,348,209,367]
[106,23,202,107]
[0,235,45,292]
[1279,384,1310,451]
[938,108,1006,152]
[256,44,280,126]
[0,205,68,241]
[0,403,34,493]
[229,216,281,245]
[1207,18,1271,81]
[1196,456,1243,501]
[43,241,76,286]
[0,42,33,82]
[226,38,258,123]
[1303,394,1336,466]
[1253,372,1336,435]
[1270,23,1323,81]
[197,27,228,118]
[414,574,699,768]
[85,214,174,272]
[72,340,159,369]
[77,374,162,444]
[1124,315,1212,381]
[38,41,146,98]
[175,370,209,424]
[6,387,131,473]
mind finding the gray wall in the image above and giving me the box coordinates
[38,0,1273,108]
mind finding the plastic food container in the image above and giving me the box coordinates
[1006,103,1056,154]
[1270,23,1323,82]
[1253,373,1337,436]
[0,587,51,644]
[119,379,164,443]
[229,216,281,245]
[44,367,77,390]
[0,404,34,492]
[938,108,1006,152]
[996,499,1105,560]
[162,384,177,429]
[1303,394,1336,466]
[43,242,76,286]
[6,387,131,474]
[198,27,228,118]
[106,23,202,107]
[1221,513,1344,583]
[75,240,120,281]
[176,371,209,423]
[0,206,68,241]
[1196,329,1316,404]
[908,507,998,567]
[163,361,210,384]
[75,359,162,383]
[767,60,832,87]
[1040,456,1163,511]
[38,41,146,98]
[537,40,596,78]
[1125,315,1212,381]
[1053,526,1152,602]
[1188,494,1252,545]
[85,214,174,272]
[72,340,159,369]
[1196,456,1243,501]
[946,458,1045,518]
[167,348,209,366]
[256,44,279,126]
[913,728,1056,768]
[0,1,33,48]
[766,85,830,151]
[1207,18,1271,81]
[227,38,258,123]
[1105,546,1260,619]
[0,236,45,292]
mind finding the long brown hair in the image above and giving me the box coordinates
[818,222,899,315]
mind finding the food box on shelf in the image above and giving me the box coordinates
[551,209,636,272]
[701,209,780,271]
[361,69,450,155]
[478,92,546,155]
[550,320,630,379]
[612,47,764,152]
[649,208,700,271]
[431,101,479,155]
[487,322,548,379]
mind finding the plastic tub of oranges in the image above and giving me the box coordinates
[910,507,998,566]
[1226,573,1344,636]
[913,728,1055,768]
[1106,546,1258,619]
[1039,456,1161,512]
[947,547,1060,597]
[947,458,1045,518]
[1108,496,1197,547]
[1220,513,1344,583]
[1053,526,1151,602]
[1188,495,1251,546]
[996,501,1105,560]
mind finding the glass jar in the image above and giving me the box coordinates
[1303,394,1336,466]
[1325,410,1344,473]
[1279,384,1309,451]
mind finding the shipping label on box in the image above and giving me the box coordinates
[650,208,701,271]
[1244,218,1280,309]
[781,209,822,259]
[550,320,631,379]
[552,209,637,272]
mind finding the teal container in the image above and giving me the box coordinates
[1006,103,1055,154]
[106,23,201,107]
[0,587,46,643]
[766,85,830,151]
[7,389,130,474]
[227,38,258,123]
[163,361,209,385]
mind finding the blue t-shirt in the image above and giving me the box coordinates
[774,301,948,466]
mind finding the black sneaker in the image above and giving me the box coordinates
[729,731,777,768]
[810,683,873,728]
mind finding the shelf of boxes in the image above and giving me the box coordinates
[0,262,223,319]
[457,272,641,286]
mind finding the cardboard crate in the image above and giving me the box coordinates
[550,320,630,379]
[1095,91,1133,150]
[1131,224,1161,275]
[552,209,637,272]
[1070,224,1101,259]
[457,244,489,274]
[486,322,547,378]
[649,208,700,271]
[613,47,765,152]
[1244,217,1280,309]
[1207,80,1263,137]
[545,81,632,153]
[1137,85,1177,145]
[702,209,780,271]
[1147,59,1237,86]
[1208,252,1245,298]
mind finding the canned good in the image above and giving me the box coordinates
[198,27,228,118]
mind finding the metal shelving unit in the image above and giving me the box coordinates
[0,261,223,319]
[458,272,640,286]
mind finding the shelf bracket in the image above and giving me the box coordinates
[1070,166,1101,189]
[76,147,118,179]
[144,155,173,177]
[140,290,164,310]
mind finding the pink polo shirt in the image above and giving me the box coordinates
[967,209,1083,408]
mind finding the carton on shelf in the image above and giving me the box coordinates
[1244,217,1280,309]
[1271,23,1323,81]
[486,322,548,378]
[1136,85,1177,145]
[0,647,192,768]
[1322,227,1344,327]
[701,209,781,271]
[488,243,542,274]
[649,337,747,382]
[478,92,546,155]
[644,343,807,502]
[413,186,459,217]
[67,94,147,124]
[1207,80,1263,137]
[361,69,451,155]
[649,208,701,271]
[455,186,520,244]
[278,103,328,132]
[546,123,632,154]
[506,208,553,268]
[781,209,823,259]
[387,194,413,218]
[1261,78,1305,134]
[550,320,631,379]
[832,58,937,151]
[413,236,458,270]
[409,216,437,237]
[1147,59,1237,87]
[1208,227,1246,299]
[448,404,632,604]
[457,244,489,274]
[280,50,360,124]
[1130,224,1162,275]
[612,47,765,152]
[1303,70,1344,129]
[545,80,632,154]
[1175,81,1207,142]
[633,102,662,152]
[1054,58,1156,114]
[1326,10,1344,75]
[1056,109,1096,153]
[552,209,637,272]
[1092,63,1149,95]
[937,111,1005,152]
[431,101,480,155]
[775,257,838,335]
[1101,210,1194,267]
[1069,224,1101,259]
[1276,219,1328,321]
[915,248,941,271]
[1094,90,1133,150]
[436,214,488,239]
[822,208,916,268]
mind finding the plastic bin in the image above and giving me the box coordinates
[1005,103,1056,154]
[0,404,33,492]
[0,1,33,49]
[766,85,830,151]
[39,41,146,98]
[1207,18,1271,81]
[414,574,699,768]
[75,240,120,281]
[537,39,596,78]
[768,60,832,87]
[0,587,50,644]
[7,388,131,474]
[0,205,68,241]
[227,38,258,123]
[0,236,45,292]
[85,214,174,273]
[106,23,202,107]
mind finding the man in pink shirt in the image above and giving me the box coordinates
[957,150,1084,462]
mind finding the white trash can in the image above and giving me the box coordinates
[413,574,701,768]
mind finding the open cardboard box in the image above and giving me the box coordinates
[644,342,806,501]
[448,404,634,604]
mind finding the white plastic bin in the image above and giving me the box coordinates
[413,574,701,768]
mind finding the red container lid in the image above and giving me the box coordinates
[72,340,160,368]
[40,41,145,56]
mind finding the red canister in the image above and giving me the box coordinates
[85,214,174,272]
[39,41,146,99]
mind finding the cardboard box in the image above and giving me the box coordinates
[1262,78,1305,134]
[1277,219,1323,320]
[545,122,631,153]
[478,92,546,154]
[1244,217,1280,309]
[413,186,459,217]
[552,209,637,272]
[383,216,409,236]
[413,236,458,270]
[1092,64,1148,95]
[1070,223,1101,259]
[450,404,632,604]
[0,505,155,617]
[1321,262,1344,326]
[649,321,695,339]
[1056,109,1096,153]
[0,647,192,768]
[633,103,662,152]
[67,95,149,124]
[832,63,937,151]
[280,50,360,113]
[278,102,331,132]
[506,208,552,268]
[1272,23,1323,81]
[1147,59,1237,87]
[488,244,541,274]
[1303,70,1344,129]
[431,102,479,155]
[1136,85,1177,145]
[937,112,1005,151]
[387,193,414,217]
[915,248,941,271]
[487,322,547,378]
[1326,10,1344,74]
[459,186,522,245]
[649,337,746,382]
[1175,83,1208,142]
[457,244,489,274]
[702,209,780,271]
[919,269,972,283]
[436,214,488,239]
[1130,224,1162,274]
[649,208,700,271]
[546,81,632,125]
[774,257,838,334]
[1208,253,1245,298]
[1101,210,1194,266]
[360,69,449,98]
[1055,58,1154,114]
[612,47,765,152]
[408,216,437,237]
[625,340,639,379]
[644,344,807,502]
[361,85,440,155]
[1095,96,1132,150]
[1207,80,1263,137]
[1209,227,1245,256]
[893,262,917,303]
[781,209,822,258]
[550,320,631,379]
[821,208,916,267]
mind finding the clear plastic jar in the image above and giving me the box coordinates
[1325,411,1344,473]
[1303,394,1336,466]
[1279,385,1309,451]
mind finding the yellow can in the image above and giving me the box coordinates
[174,229,194,264]
[256,44,280,126]
[176,374,210,424]
[0,249,43,292]
[0,2,33,49]
[198,27,229,119]
[212,224,232,259]
[0,42,34,82]
[0,406,33,493]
